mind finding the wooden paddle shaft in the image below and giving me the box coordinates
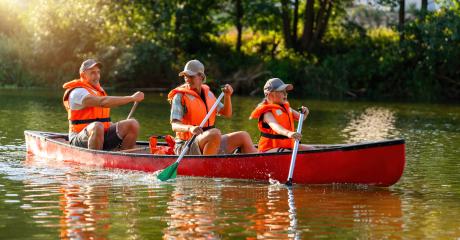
[120,146,149,153]
[127,102,139,120]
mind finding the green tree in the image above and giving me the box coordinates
[280,0,353,53]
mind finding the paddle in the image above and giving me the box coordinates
[157,92,225,181]
[286,107,306,186]
[120,146,149,152]
[126,101,139,120]
[116,102,140,152]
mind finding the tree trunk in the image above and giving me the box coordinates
[420,0,428,20]
[292,0,299,50]
[235,0,243,52]
[314,0,333,49]
[300,0,315,51]
[173,7,182,56]
[311,0,328,51]
[399,0,405,41]
[421,0,428,12]
[281,0,292,49]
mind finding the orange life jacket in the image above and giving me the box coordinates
[249,102,295,152]
[167,84,217,141]
[63,79,111,133]
[149,135,175,155]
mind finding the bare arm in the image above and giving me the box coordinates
[292,109,300,121]
[291,106,309,122]
[218,84,233,117]
[82,91,144,108]
[171,119,203,135]
[220,95,232,117]
[264,112,302,140]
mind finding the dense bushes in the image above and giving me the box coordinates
[0,1,458,101]
[262,7,460,101]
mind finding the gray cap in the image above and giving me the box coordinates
[79,59,102,74]
[178,59,206,81]
[264,78,293,95]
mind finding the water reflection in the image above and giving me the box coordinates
[21,158,111,239]
[161,180,403,239]
[19,153,406,239]
[342,107,399,142]
[5,88,460,238]
[297,186,403,239]
[245,184,301,239]
[287,187,299,240]
[58,179,110,239]
[163,180,222,239]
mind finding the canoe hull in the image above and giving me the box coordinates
[24,131,405,186]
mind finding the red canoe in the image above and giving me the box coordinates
[24,130,405,186]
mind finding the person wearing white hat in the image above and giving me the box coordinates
[167,59,257,155]
[63,59,144,150]
[249,78,313,152]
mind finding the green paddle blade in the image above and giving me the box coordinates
[157,162,179,181]
[170,168,177,179]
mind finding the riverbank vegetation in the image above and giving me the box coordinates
[0,0,459,101]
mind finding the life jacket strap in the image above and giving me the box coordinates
[202,125,215,131]
[70,117,111,125]
[261,132,289,139]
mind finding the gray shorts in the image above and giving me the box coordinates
[69,123,123,151]
[174,135,228,155]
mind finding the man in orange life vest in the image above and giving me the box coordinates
[63,59,144,150]
[168,60,257,155]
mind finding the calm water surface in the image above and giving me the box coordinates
[0,89,459,239]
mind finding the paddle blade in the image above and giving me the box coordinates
[157,162,179,181]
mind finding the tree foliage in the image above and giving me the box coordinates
[0,0,458,101]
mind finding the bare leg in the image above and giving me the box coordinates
[264,144,314,153]
[298,144,315,151]
[224,131,257,154]
[264,148,279,153]
[86,122,105,150]
[116,119,140,150]
[197,128,222,155]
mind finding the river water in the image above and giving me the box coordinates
[0,89,459,239]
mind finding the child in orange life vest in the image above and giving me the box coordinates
[249,78,314,152]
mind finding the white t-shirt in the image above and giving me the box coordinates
[68,88,90,110]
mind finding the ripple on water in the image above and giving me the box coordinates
[0,149,450,239]
[1,98,460,238]
[342,107,399,142]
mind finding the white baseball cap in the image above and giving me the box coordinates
[79,59,102,74]
[178,59,206,81]
[263,78,293,95]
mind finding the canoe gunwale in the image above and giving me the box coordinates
[24,130,405,159]
[24,130,406,186]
